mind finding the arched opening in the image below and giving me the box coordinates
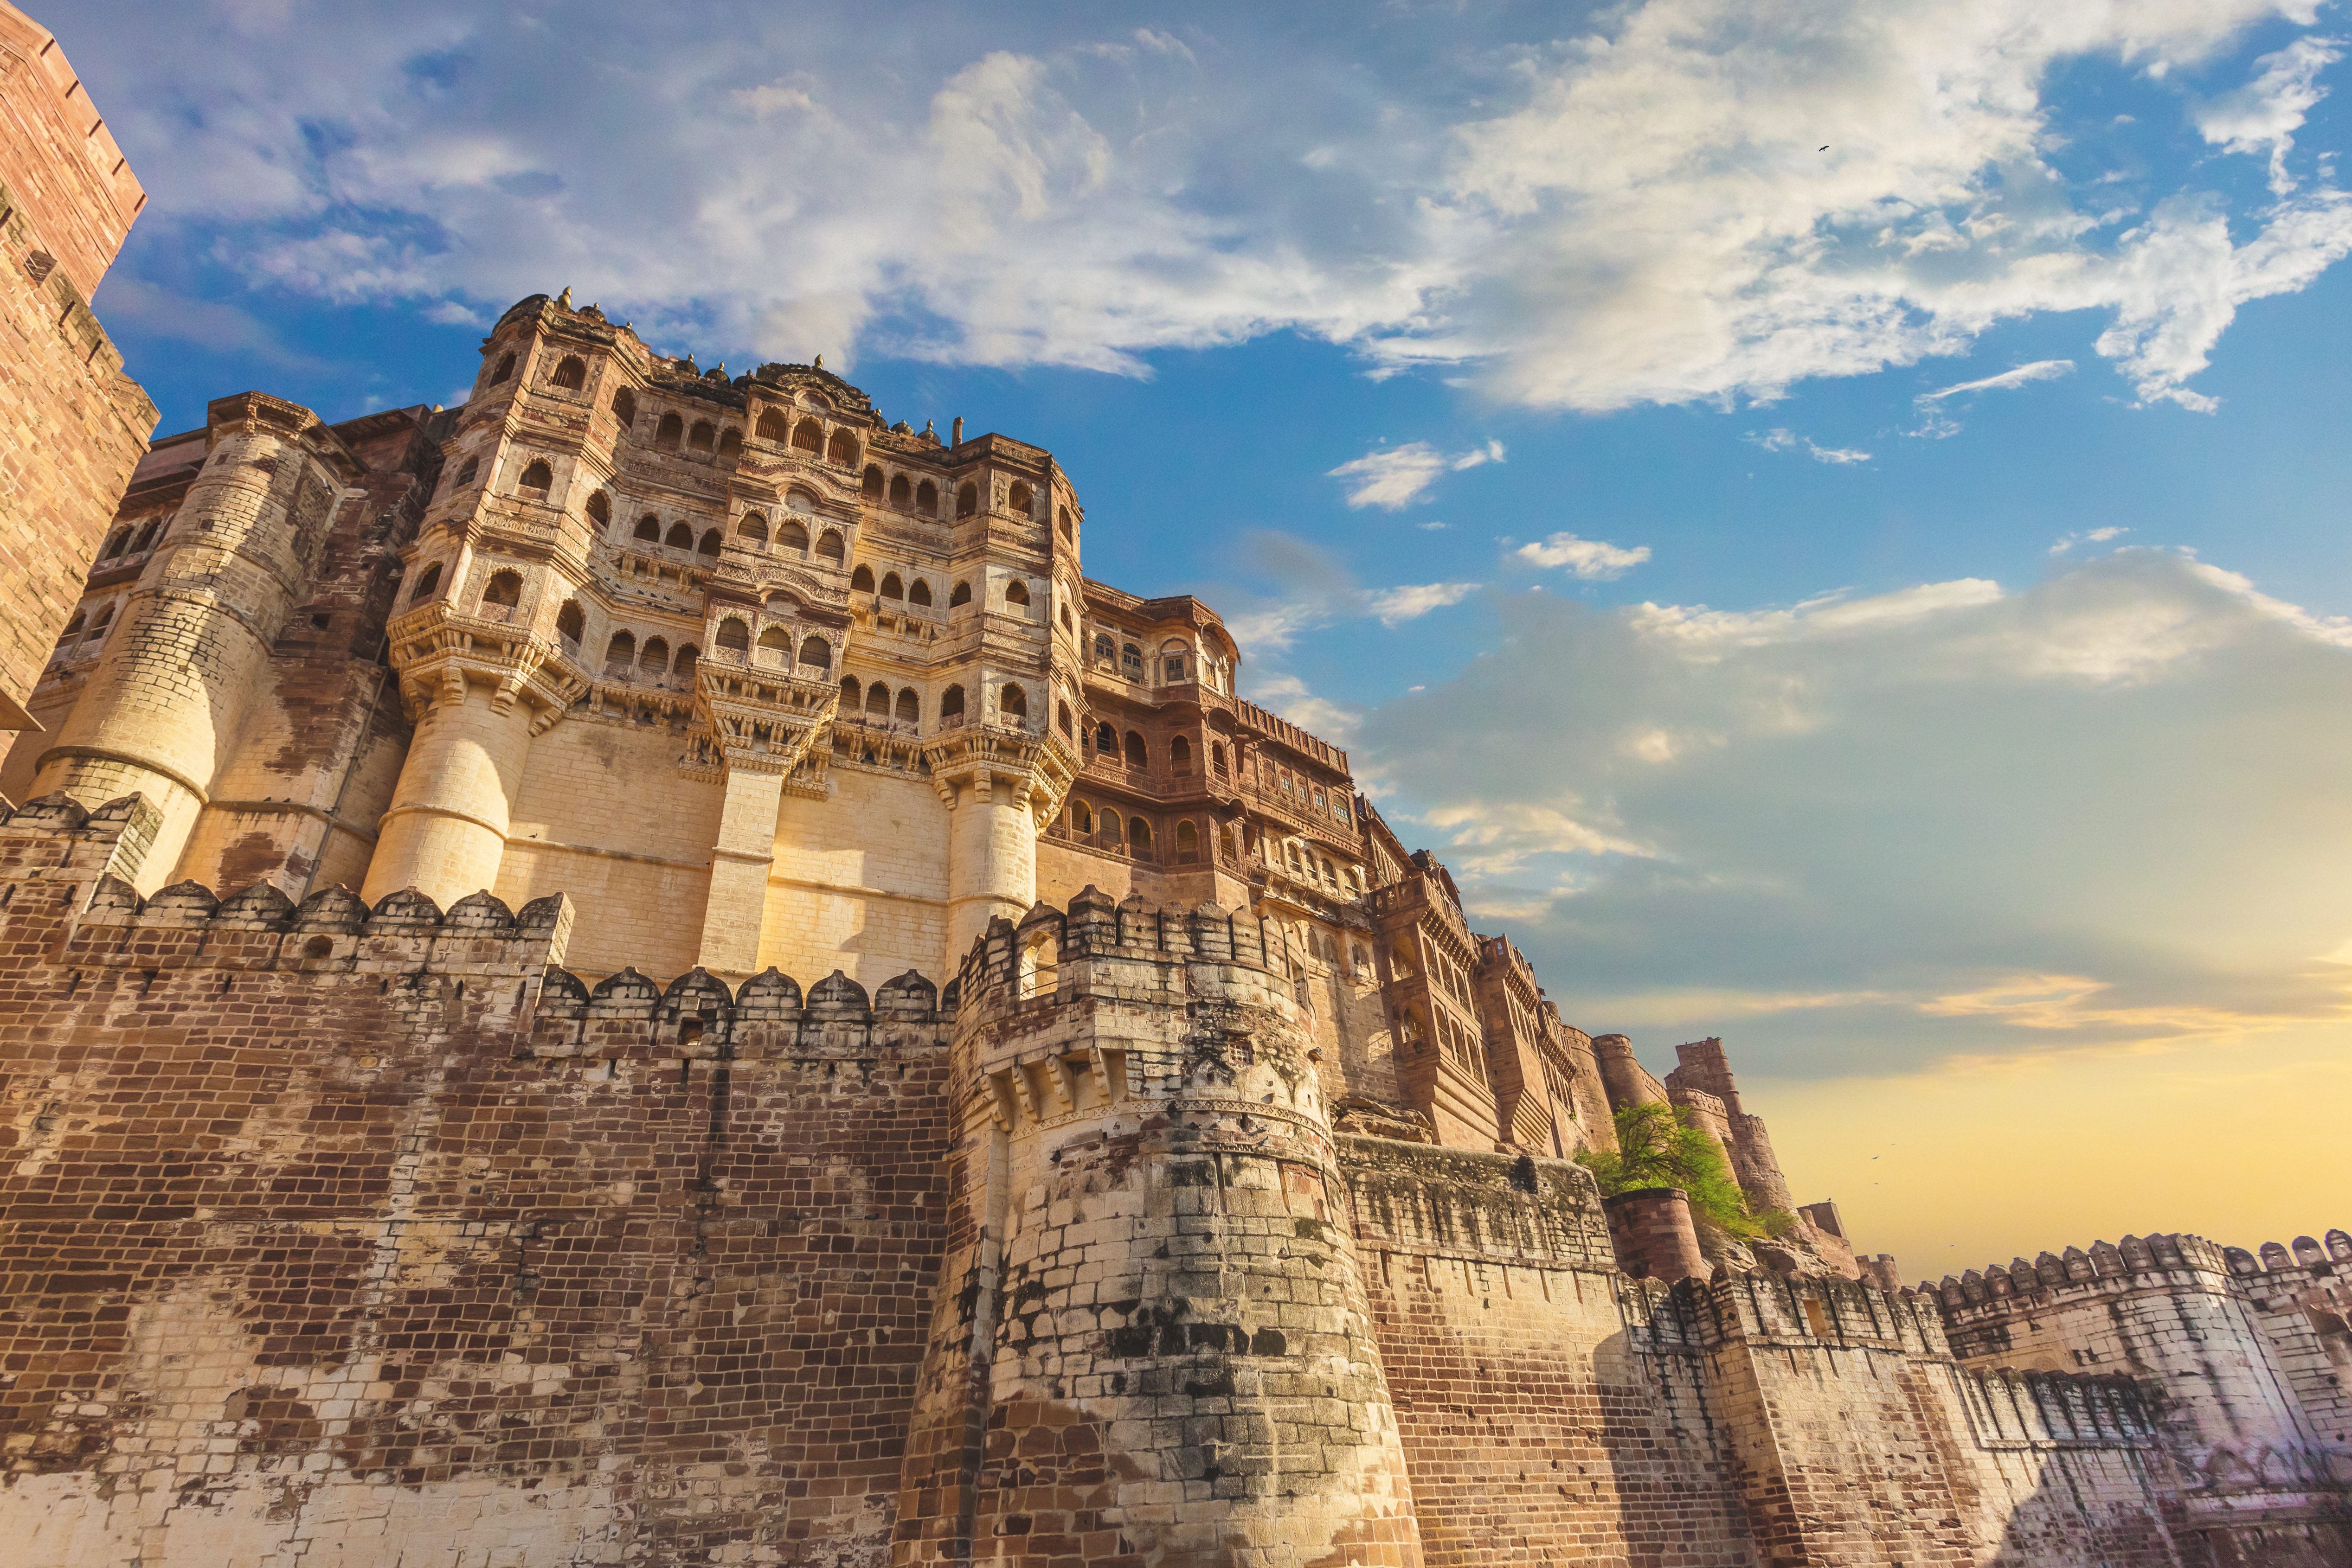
[54,611,84,648]
[1004,580,1030,611]
[1008,480,1033,515]
[956,481,978,517]
[635,514,662,542]
[889,474,912,507]
[797,635,831,672]
[1131,818,1154,859]
[778,518,810,553]
[1101,810,1124,845]
[605,630,637,673]
[556,600,585,651]
[1124,731,1148,768]
[612,388,637,427]
[1121,643,1144,681]
[131,520,161,552]
[1177,820,1200,863]
[552,355,586,390]
[1161,639,1190,683]
[941,684,966,724]
[793,417,824,454]
[483,570,523,609]
[640,635,670,674]
[410,562,443,602]
[1095,721,1116,755]
[1019,931,1058,1000]
[101,528,129,559]
[816,529,845,564]
[866,682,890,718]
[841,675,862,710]
[1093,633,1115,665]
[756,625,791,665]
[455,456,480,488]
[949,580,971,608]
[896,688,919,724]
[828,429,859,465]
[852,564,876,593]
[688,421,716,452]
[738,513,767,545]
[518,459,553,497]
[718,617,751,654]
[1058,506,1072,541]
[1057,701,1073,737]
[655,413,682,450]
[586,491,610,527]
[489,352,514,385]
[675,644,698,679]
[880,572,903,600]
[1071,800,1094,835]
[756,409,788,442]
[1000,682,1028,721]
[87,603,113,638]
[1219,825,1238,863]
[916,480,938,515]
[697,529,723,557]
[1060,606,1073,631]
[909,579,933,607]
[665,522,694,550]
[1170,736,1191,774]
[718,428,743,458]
[1211,742,1228,778]
[862,464,884,498]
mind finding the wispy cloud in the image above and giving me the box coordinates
[1515,532,1652,580]
[1367,581,1482,625]
[1327,439,1504,510]
[1747,429,1873,465]
[1911,359,2075,436]
[2050,525,2128,555]
[2197,36,2344,194]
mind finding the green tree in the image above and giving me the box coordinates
[1576,1102,1789,1239]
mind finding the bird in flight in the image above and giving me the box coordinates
[1819,145,1830,151]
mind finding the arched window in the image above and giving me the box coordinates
[1057,701,1073,737]
[862,464,884,498]
[1162,639,1190,683]
[717,617,750,653]
[793,417,824,454]
[1000,682,1028,720]
[852,565,875,593]
[756,625,791,663]
[586,491,610,527]
[675,644,698,679]
[909,578,933,608]
[1122,643,1144,680]
[101,527,129,560]
[1019,930,1058,1000]
[1124,731,1148,768]
[640,635,670,674]
[410,562,443,602]
[1131,818,1154,859]
[841,675,861,710]
[817,529,845,564]
[896,687,919,724]
[635,514,662,542]
[1060,606,1073,631]
[489,352,514,385]
[866,682,890,718]
[605,630,637,672]
[552,355,586,390]
[797,634,831,671]
[483,570,523,608]
[655,413,682,450]
[455,456,480,489]
[949,580,971,608]
[717,428,743,458]
[756,409,788,442]
[697,529,723,557]
[1071,800,1093,835]
[1093,633,1114,664]
[612,387,636,427]
[880,572,903,600]
[1211,742,1228,778]
[916,480,938,515]
[688,421,716,453]
[1170,736,1191,774]
[518,460,553,496]
[941,684,965,723]
[1177,821,1200,863]
[1008,481,1033,516]
[665,522,694,551]
[1102,810,1124,845]
[778,518,810,552]
[1219,825,1237,863]
[1095,722,1116,755]
[131,520,160,552]
[890,474,912,506]
[556,600,585,649]
[1058,506,1073,541]
[828,429,859,465]
[55,611,84,646]
[1004,580,1030,609]
[738,513,767,545]
[956,482,978,517]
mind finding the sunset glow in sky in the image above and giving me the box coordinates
[61,0,2352,1274]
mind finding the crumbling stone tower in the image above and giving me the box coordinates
[895,889,1425,1565]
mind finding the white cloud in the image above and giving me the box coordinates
[1367,581,1482,625]
[63,0,2352,415]
[1747,429,1874,465]
[2050,525,2128,555]
[1515,532,1652,579]
[1247,672,1360,744]
[1327,439,1504,509]
[1920,360,2076,402]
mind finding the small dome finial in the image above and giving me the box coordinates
[813,352,824,369]
[556,285,573,309]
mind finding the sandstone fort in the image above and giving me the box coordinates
[0,6,2346,1564]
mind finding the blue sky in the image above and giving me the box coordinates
[58,0,2352,1264]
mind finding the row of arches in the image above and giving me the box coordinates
[1063,800,1217,865]
[96,517,164,563]
[49,599,118,660]
[840,676,921,726]
[710,617,834,674]
[1085,726,1221,776]
[599,628,700,683]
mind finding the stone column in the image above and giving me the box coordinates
[32,392,352,890]
[361,673,536,906]
[694,760,786,978]
[939,768,1038,964]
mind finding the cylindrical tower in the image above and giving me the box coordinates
[361,674,537,904]
[942,768,1038,958]
[895,888,1424,1567]
[31,392,356,890]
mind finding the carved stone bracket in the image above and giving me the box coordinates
[921,722,1080,826]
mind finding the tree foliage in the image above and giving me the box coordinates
[1576,1102,1788,1239]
